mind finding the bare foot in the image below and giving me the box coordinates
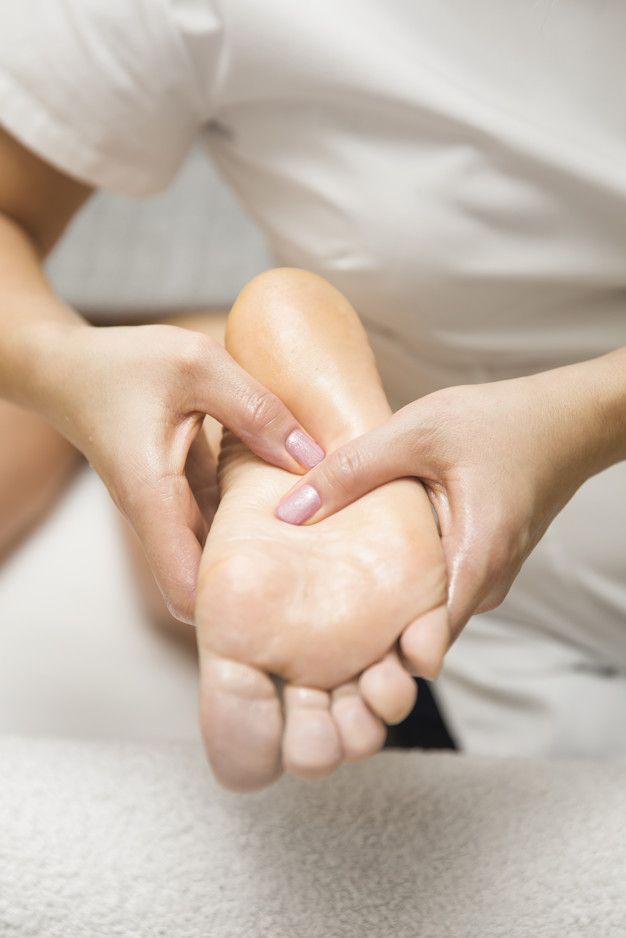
[196,269,449,791]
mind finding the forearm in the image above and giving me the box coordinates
[528,346,626,492]
[0,213,86,415]
[0,127,93,415]
[587,345,626,467]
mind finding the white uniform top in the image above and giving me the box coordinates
[1,0,625,757]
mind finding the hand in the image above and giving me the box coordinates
[275,355,624,651]
[42,322,324,623]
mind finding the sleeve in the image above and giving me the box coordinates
[0,0,225,195]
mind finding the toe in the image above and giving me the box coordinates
[399,605,451,679]
[283,686,343,779]
[359,650,417,725]
[199,653,283,792]
[331,682,387,761]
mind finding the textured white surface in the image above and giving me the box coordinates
[1,738,625,938]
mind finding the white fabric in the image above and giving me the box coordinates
[2,738,626,938]
[0,469,199,741]
[1,1,626,756]
[0,0,223,194]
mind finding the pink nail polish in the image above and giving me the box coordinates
[285,429,325,469]
[276,484,321,525]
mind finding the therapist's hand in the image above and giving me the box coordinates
[46,322,324,623]
[275,354,626,653]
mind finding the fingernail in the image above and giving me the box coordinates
[285,429,325,469]
[275,484,321,525]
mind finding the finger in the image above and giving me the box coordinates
[192,339,325,473]
[331,682,387,762]
[282,685,343,779]
[199,653,283,793]
[359,649,418,725]
[398,604,451,679]
[128,474,207,624]
[440,524,495,638]
[273,407,424,526]
[447,566,507,638]
[185,423,219,530]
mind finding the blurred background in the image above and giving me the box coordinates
[0,143,273,742]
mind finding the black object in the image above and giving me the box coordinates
[385,678,457,750]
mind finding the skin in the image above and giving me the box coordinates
[120,311,225,641]
[0,309,224,645]
[3,122,624,784]
[0,262,448,790]
[0,127,325,624]
[196,268,449,791]
[279,350,626,641]
[0,400,81,562]
[0,122,444,779]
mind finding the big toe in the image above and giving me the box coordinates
[199,653,283,792]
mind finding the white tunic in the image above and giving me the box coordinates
[1,0,625,756]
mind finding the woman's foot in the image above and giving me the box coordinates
[197,434,447,790]
[195,269,449,791]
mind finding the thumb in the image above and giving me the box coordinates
[440,521,494,639]
[274,408,430,525]
[125,473,207,624]
[189,339,325,473]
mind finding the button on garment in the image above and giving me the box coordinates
[1,0,625,756]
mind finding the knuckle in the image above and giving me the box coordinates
[113,462,160,515]
[174,332,216,378]
[393,397,452,472]
[420,386,471,442]
[417,388,457,429]
[242,389,284,436]
[324,446,363,493]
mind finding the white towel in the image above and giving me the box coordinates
[1,737,624,937]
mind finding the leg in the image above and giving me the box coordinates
[0,399,81,563]
[196,269,449,791]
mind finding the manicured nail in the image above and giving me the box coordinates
[285,429,325,469]
[275,484,321,525]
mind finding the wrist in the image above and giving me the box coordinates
[16,318,93,425]
[589,346,626,467]
[538,349,626,483]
